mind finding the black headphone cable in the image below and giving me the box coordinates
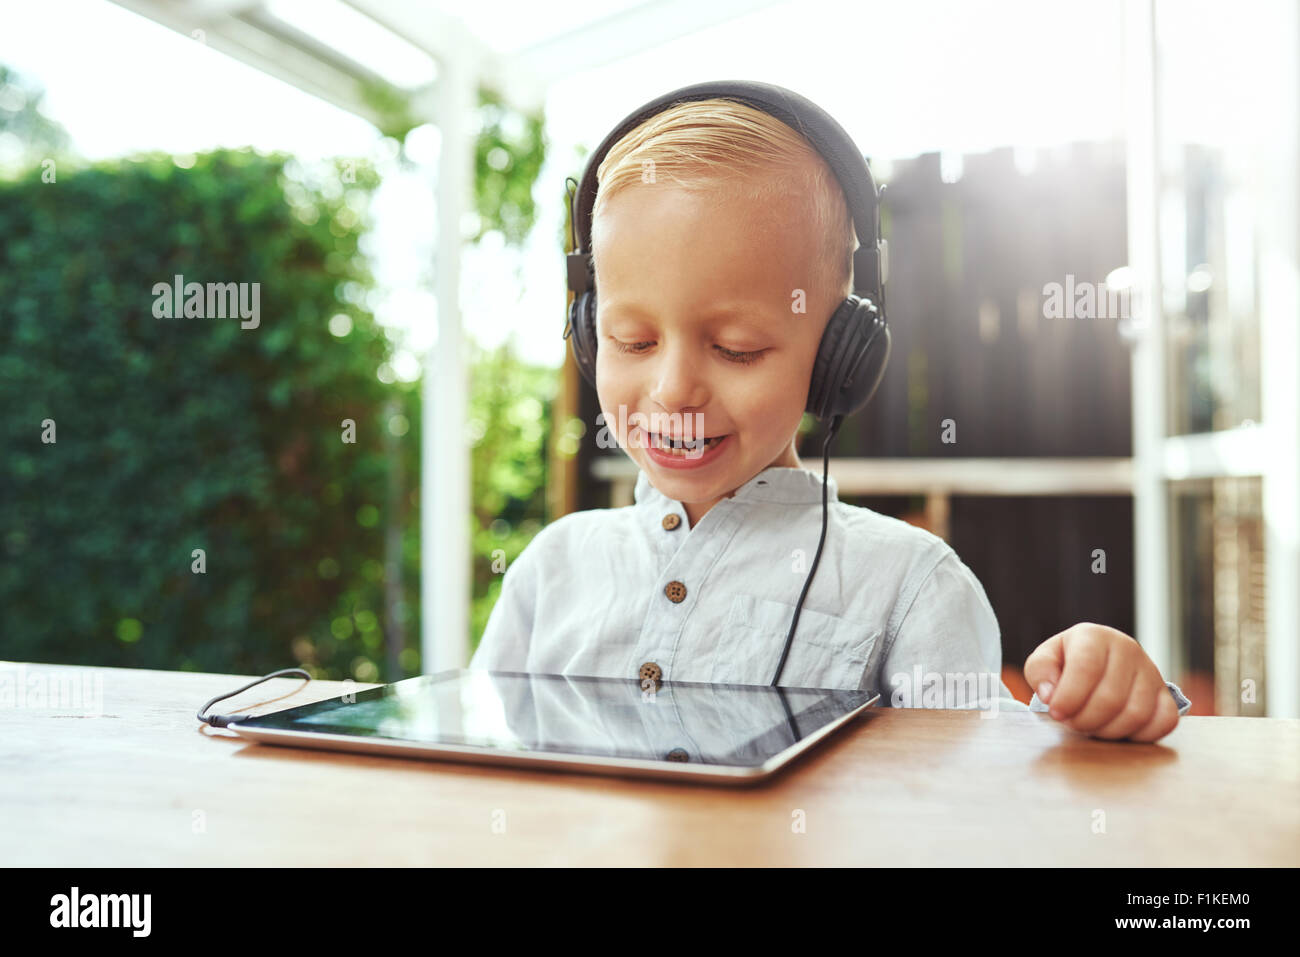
[196,667,311,728]
[770,412,843,686]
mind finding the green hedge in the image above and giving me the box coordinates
[0,149,422,680]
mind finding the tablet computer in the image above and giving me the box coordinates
[228,669,879,785]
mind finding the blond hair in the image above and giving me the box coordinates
[592,97,857,304]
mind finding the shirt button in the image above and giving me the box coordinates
[639,662,663,685]
[661,513,681,530]
[664,580,687,603]
[665,748,690,762]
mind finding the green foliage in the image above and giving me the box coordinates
[0,65,71,164]
[473,86,547,245]
[467,337,556,652]
[355,79,547,248]
[0,67,552,677]
[357,78,422,145]
[0,149,421,681]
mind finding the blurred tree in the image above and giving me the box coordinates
[467,337,556,651]
[461,85,552,653]
[473,85,547,245]
[0,148,419,681]
[0,65,71,172]
[0,65,551,676]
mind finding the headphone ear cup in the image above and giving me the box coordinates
[806,296,890,420]
[844,311,890,416]
[569,291,599,388]
[806,297,860,420]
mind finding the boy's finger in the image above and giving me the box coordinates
[1069,657,1141,735]
[1089,673,1162,740]
[1127,687,1181,743]
[1023,631,1065,705]
[1045,631,1110,720]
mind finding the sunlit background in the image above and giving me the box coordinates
[1,0,1296,716]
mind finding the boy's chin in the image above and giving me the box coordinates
[640,455,741,498]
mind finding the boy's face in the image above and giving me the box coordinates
[592,179,838,516]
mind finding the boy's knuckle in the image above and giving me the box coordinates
[1121,697,1155,725]
[1091,686,1127,715]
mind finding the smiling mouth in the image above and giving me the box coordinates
[646,431,728,452]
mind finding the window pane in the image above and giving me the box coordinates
[1155,0,1280,435]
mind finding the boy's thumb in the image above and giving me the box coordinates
[1023,631,1066,704]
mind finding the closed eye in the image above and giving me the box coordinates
[611,340,653,355]
[714,345,766,365]
[610,340,767,365]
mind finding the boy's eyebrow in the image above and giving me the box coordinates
[602,299,776,324]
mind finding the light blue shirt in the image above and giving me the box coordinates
[470,465,1190,718]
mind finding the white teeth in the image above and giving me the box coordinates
[649,433,723,455]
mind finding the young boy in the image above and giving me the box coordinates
[470,93,1190,742]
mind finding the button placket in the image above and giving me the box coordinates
[632,494,743,687]
[627,673,698,762]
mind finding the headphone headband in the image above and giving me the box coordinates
[566,79,886,312]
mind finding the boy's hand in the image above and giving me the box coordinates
[1023,623,1180,742]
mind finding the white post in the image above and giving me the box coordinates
[1260,0,1300,717]
[423,50,475,674]
[1125,0,1171,674]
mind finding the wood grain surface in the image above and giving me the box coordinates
[2,661,1295,866]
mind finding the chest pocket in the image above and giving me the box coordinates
[709,593,880,690]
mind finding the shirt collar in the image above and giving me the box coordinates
[633,464,838,509]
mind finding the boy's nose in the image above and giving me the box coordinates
[647,347,708,412]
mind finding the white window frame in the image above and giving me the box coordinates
[1126,0,1300,717]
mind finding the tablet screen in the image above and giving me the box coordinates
[235,670,875,767]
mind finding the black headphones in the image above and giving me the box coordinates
[563,78,891,423]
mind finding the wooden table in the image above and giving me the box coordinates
[3,661,1296,866]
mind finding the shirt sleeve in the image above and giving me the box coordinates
[880,550,1024,709]
[881,550,1193,717]
[467,533,542,672]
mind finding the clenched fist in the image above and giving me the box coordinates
[1024,622,1181,742]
